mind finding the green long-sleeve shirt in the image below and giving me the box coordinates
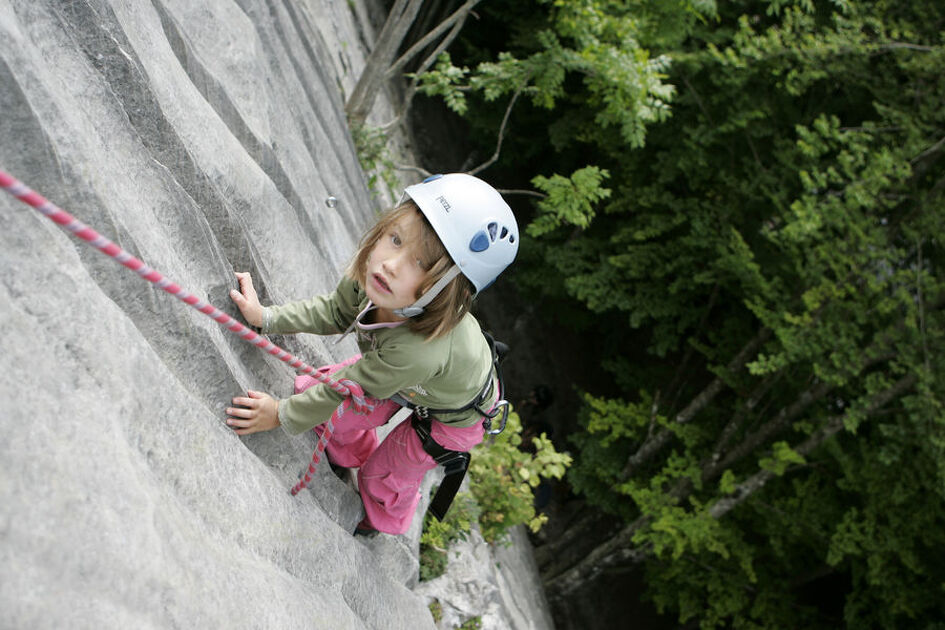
[263,276,496,435]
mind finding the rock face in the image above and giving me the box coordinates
[0,1,428,628]
[0,2,558,628]
[415,525,556,630]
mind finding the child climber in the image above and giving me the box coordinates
[226,173,518,536]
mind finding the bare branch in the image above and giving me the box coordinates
[911,134,945,165]
[878,42,936,52]
[496,188,546,199]
[704,345,897,481]
[535,509,620,574]
[393,163,432,178]
[543,514,652,596]
[705,380,833,480]
[706,371,784,468]
[346,0,425,125]
[378,1,479,131]
[917,238,931,373]
[384,0,482,80]
[665,284,720,412]
[469,86,526,176]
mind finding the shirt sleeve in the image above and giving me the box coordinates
[263,276,363,335]
[277,332,440,435]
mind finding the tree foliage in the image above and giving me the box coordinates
[423,0,945,627]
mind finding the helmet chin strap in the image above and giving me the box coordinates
[394,264,463,318]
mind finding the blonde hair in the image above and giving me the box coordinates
[347,201,474,339]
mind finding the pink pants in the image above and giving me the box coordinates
[295,356,485,535]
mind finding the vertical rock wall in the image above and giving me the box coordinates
[0,1,436,627]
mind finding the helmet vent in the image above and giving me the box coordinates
[469,231,491,252]
[500,226,509,239]
[488,222,498,240]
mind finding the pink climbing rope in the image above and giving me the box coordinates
[0,168,367,495]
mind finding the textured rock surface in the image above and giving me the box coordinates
[0,1,555,628]
[0,1,428,628]
[415,525,556,630]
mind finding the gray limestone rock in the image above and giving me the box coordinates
[0,1,555,628]
[414,516,556,630]
[0,0,428,628]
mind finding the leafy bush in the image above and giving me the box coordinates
[458,616,482,629]
[419,409,572,580]
[419,493,479,581]
[428,599,443,623]
[468,409,571,543]
[349,122,399,198]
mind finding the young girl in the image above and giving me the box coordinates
[226,173,518,535]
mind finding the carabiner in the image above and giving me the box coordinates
[487,400,511,435]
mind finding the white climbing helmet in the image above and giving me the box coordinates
[394,173,519,318]
[407,173,519,292]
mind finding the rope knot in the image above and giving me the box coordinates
[338,378,374,414]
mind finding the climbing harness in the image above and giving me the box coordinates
[412,413,472,521]
[0,169,369,495]
[392,332,510,434]
[391,331,512,520]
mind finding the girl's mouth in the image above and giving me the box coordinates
[372,273,391,293]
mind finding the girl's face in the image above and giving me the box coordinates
[364,213,429,322]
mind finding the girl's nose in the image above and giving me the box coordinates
[382,255,402,276]
[385,250,411,274]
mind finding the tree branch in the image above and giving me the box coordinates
[545,373,918,598]
[384,0,482,80]
[917,238,931,373]
[705,371,784,468]
[393,163,432,178]
[346,0,425,125]
[617,327,772,481]
[469,85,526,176]
[664,284,720,413]
[877,42,936,52]
[911,134,945,165]
[704,344,897,482]
[705,379,833,480]
[378,0,480,131]
[496,188,547,199]
[543,513,652,596]
[534,508,620,573]
[708,372,918,520]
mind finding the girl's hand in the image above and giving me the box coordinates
[226,390,280,435]
[230,272,263,328]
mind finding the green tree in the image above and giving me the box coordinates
[427,0,945,627]
[415,0,705,175]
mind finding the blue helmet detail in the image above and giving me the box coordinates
[469,231,491,252]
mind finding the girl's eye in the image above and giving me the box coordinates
[390,233,402,247]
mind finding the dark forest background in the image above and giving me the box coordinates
[387,1,945,627]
